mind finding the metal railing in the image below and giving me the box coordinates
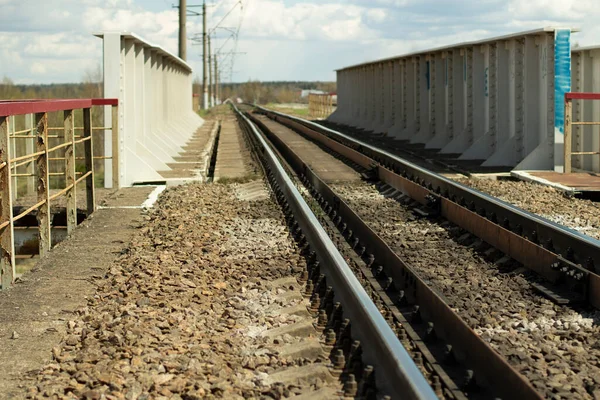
[564,92,600,173]
[0,98,118,288]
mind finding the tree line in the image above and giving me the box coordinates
[192,80,336,104]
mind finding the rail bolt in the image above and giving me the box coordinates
[310,294,321,314]
[411,305,421,322]
[317,309,328,329]
[303,280,314,297]
[443,344,456,365]
[463,369,476,390]
[432,375,444,398]
[325,329,336,346]
[397,290,407,306]
[359,365,375,396]
[333,349,346,371]
[425,322,436,342]
[384,277,394,291]
[343,374,358,398]
[299,269,308,282]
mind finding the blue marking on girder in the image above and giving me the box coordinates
[426,61,430,90]
[554,29,571,135]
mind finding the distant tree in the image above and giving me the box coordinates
[82,63,103,98]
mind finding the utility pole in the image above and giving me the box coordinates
[178,0,187,60]
[214,57,219,105]
[208,35,213,107]
[202,0,208,110]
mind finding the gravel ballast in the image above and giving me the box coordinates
[330,181,600,399]
[456,178,600,240]
[24,182,338,399]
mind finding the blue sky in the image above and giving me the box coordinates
[0,0,598,84]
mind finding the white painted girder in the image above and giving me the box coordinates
[97,31,204,187]
[329,27,575,171]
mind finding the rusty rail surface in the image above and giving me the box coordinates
[0,98,118,288]
[254,104,600,309]
[246,109,544,399]
[230,101,437,400]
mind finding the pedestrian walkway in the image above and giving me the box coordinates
[214,118,253,182]
[0,186,157,397]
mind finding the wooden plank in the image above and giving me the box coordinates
[111,104,119,189]
[64,110,76,235]
[35,112,51,257]
[0,117,15,288]
[83,108,95,214]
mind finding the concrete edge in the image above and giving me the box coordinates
[510,170,576,192]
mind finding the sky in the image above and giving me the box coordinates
[0,0,599,84]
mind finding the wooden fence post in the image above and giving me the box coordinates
[64,110,76,235]
[111,104,119,189]
[0,117,15,288]
[35,112,51,257]
[83,108,95,214]
[564,98,572,173]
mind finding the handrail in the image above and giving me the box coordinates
[0,98,118,117]
[0,98,119,288]
[564,92,600,173]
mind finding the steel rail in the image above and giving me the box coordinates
[229,101,437,400]
[254,105,600,307]
[246,110,545,399]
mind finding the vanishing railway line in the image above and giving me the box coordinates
[232,104,600,399]
[230,103,437,400]
[23,103,600,399]
[253,105,600,308]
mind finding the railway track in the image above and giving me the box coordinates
[234,104,600,399]
[25,106,434,399]
[230,103,437,399]
[254,105,600,309]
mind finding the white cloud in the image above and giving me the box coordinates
[507,0,588,20]
[30,63,47,75]
[223,0,383,41]
[1,0,600,84]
